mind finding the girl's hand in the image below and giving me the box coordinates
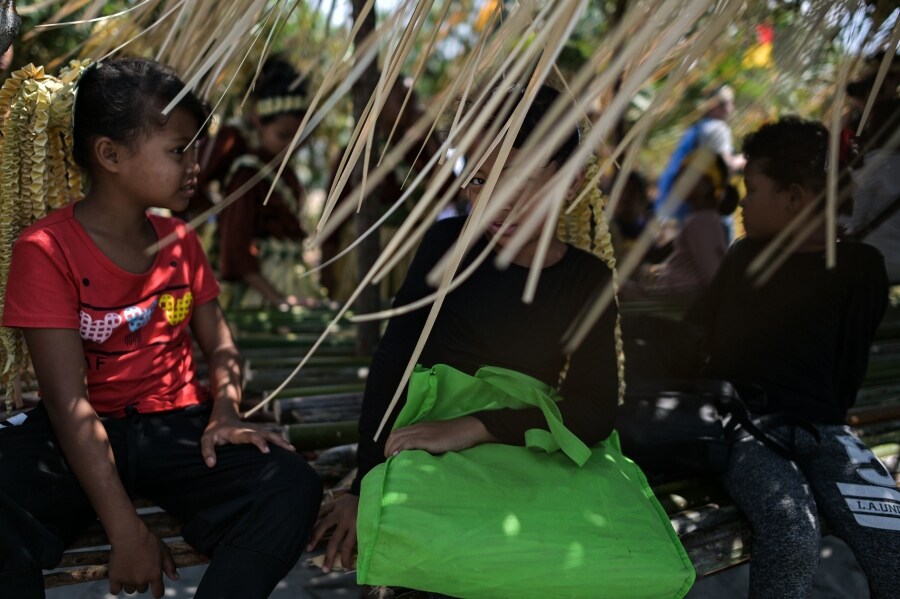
[384,416,496,457]
[200,415,295,468]
[306,493,359,573]
[108,522,178,598]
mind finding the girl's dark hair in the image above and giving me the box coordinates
[677,150,740,214]
[251,56,307,124]
[719,183,740,216]
[489,84,581,166]
[708,153,740,215]
[741,116,828,193]
[73,57,209,169]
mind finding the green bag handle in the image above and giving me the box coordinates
[403,364,593,468]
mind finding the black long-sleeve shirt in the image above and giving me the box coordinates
[685,238,888,424]
[352,216,619,494]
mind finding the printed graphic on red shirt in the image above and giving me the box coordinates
[159,291,192,325]
[79,290,193,347]
[123,298,158,346]
[79,311,124,343]
[124,299,157,331]
[79,284,195,393]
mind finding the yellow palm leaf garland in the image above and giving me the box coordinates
[0,60,91,412]
[557,153,625,404]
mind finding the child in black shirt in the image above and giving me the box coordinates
[307,85,620,575]
[686,117,895,598]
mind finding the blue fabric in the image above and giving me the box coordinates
[655,120,705,221]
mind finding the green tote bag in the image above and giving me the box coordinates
[357,364,696,598]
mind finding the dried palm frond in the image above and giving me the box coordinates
[19,0,895,428]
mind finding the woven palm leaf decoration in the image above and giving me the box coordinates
[0,59,91,412]
[557,152,625,404]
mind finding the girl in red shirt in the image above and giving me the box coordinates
[0,58,321,599]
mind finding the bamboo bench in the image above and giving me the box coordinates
[37,304,366,589]
[42,446,360,589]
[44,504,207,588]
[37,404,362,588]
[34,295,900,588]
[260,298,900,581]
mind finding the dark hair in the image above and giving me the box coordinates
[622,171,649,206]
[604,169,649,207]
[846,50,900,99]
[487,84,581,166]
[741,116,829,193]
[73,57,209,169]
[706,152,740,215]
[862,97,900,152]
[676,150,740,214]
[718,184,740,216]
[251,56,307,125]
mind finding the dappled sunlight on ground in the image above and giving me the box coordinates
[44,536,868,598]
[46,550,361,599]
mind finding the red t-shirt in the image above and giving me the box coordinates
[2,203,220,416]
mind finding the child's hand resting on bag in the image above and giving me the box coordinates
[384,416,497,456]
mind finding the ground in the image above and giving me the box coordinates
[47,536,868,598]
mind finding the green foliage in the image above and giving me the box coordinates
[11,2,132,69]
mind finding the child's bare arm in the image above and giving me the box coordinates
[23,328,177,598]
[242,272,291,306]
[189,301,294,466]
[384,417,497,456]
[189,301,242,416]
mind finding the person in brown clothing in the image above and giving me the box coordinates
[217,59,319,308]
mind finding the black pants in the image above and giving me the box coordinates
[0,402,323,599]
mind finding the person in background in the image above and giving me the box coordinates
[655,85,745,221]
[842,50,899,135]
[633,149,739,298]
[217,58,321,309]
[605,169,650,258]
[191,57,304,220]
[182,55,300,271]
